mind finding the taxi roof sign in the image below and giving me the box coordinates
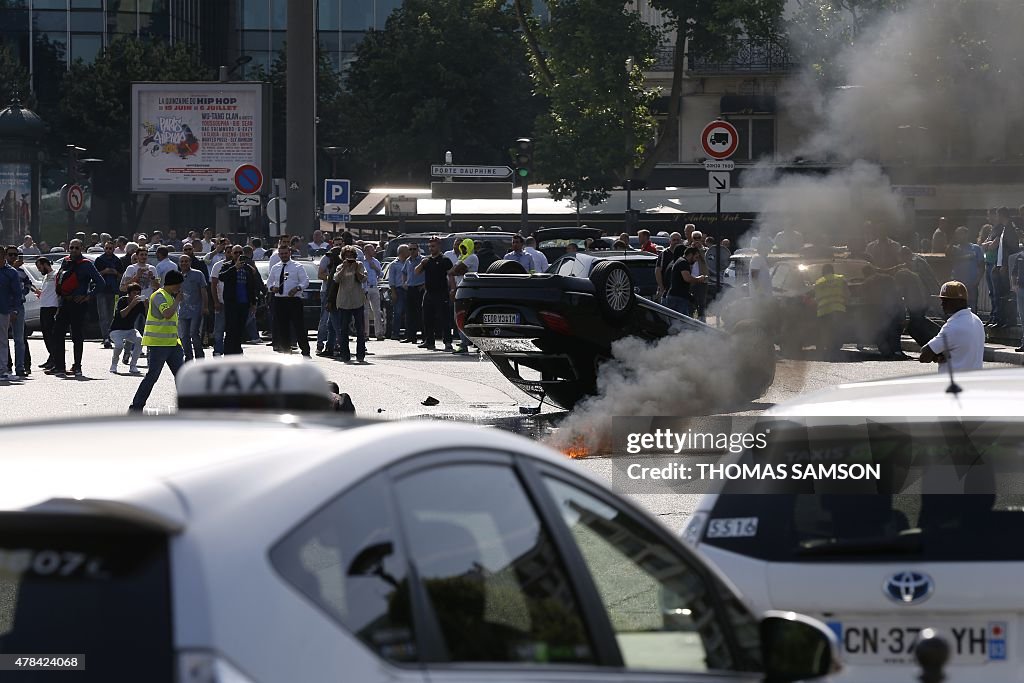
[176,357,332,411]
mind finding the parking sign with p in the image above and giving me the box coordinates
[324,179,350,207]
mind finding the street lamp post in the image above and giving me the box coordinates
[624,56,634,233]
[323,146,347,235]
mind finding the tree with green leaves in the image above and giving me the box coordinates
[516,0,660,206]
[249,45,346,182]
[786,0,906,85]
[339,0,543,187]
[515,0,785,201]
[55,37,210,234]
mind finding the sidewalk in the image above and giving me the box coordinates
[901,336,1024,366]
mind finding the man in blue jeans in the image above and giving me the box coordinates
[129,270,185,412]
[388,245,409,340]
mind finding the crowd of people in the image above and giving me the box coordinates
[2,211,1021,390]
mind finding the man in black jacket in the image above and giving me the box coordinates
[215,246,265,355]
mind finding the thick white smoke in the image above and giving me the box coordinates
[549,0,1021,453]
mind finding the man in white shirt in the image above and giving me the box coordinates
[120,248,159,301]
[524,236,549,272]
[307,230,330,254]
[119,249,159,352]
[919,280,985,372]
[200,227,214,253]
[153,246,178,283]
[35,257,60,370]
[267,244,311,356]
[446,238,479,353]
[363,243,385,340]
[205,236,228,268]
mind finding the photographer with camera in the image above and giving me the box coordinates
[329,246,368,362]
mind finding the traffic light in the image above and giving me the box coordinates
[515,138,533,180]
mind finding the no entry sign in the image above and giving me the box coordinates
[700,120,740,160]
[233,164,264,195]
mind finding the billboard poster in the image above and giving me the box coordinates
[131,82,270,193]
[0,164,32,243]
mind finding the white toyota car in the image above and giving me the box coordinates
[682,368,1024,682]
[0,357,837,683]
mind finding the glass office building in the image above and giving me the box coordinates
[1,1,432,99]
[238,0,403,74]
[0,0,204,102]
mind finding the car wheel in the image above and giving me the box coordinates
[589,261,635,321]
[487,259,527,274]
[730,319,776,403]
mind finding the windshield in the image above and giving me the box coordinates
[703,420,1024,562]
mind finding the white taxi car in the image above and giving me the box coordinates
[0,358,837,683]
[682,368,1024,682]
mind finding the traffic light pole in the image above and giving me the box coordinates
[520,175,528,233]
[515,138,532,234]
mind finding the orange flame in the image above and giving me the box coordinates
[562,437,590,459]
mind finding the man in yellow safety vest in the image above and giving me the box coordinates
[812,263,849,359]
[129,269,185,412]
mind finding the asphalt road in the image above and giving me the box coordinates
[1,333,1009,532]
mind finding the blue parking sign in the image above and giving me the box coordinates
[324,179,350,206]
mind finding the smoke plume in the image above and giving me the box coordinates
[548,0,1022,453]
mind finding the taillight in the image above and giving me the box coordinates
[538,311,571,335]
[455,310,466,331]
[178,651,255,683]
[802,293,815,308]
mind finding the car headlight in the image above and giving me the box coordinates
[681,511,708,546]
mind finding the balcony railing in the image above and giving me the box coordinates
[651,39,796,74]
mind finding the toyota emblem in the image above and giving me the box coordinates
[883,571,934,605]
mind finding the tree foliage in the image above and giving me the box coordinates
[250,46,346,181]
[518,0,660,205]
[516,0,785,204]
[339,0,543,187]
[55,37,211,232]
[786,0,906,85]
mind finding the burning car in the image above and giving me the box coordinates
[455,228,776,410]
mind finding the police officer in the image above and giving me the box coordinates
[812,263,849,359]
[129,269,185,412]
[919,281,985,372]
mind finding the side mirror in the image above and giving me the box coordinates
[760,611,840,682]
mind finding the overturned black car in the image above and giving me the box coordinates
[455,228,776,410]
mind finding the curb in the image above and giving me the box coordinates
[901,336,1024,366]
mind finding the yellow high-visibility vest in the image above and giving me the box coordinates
[141,288,179,347]
[813,274,847,317]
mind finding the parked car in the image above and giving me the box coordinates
[455,246,776,410]
[682,368,1024,683]
[0,356,840,683]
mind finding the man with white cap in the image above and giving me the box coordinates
[918,280,985,372]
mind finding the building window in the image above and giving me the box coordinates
[70,32,102,63]
[729,117,775,162]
